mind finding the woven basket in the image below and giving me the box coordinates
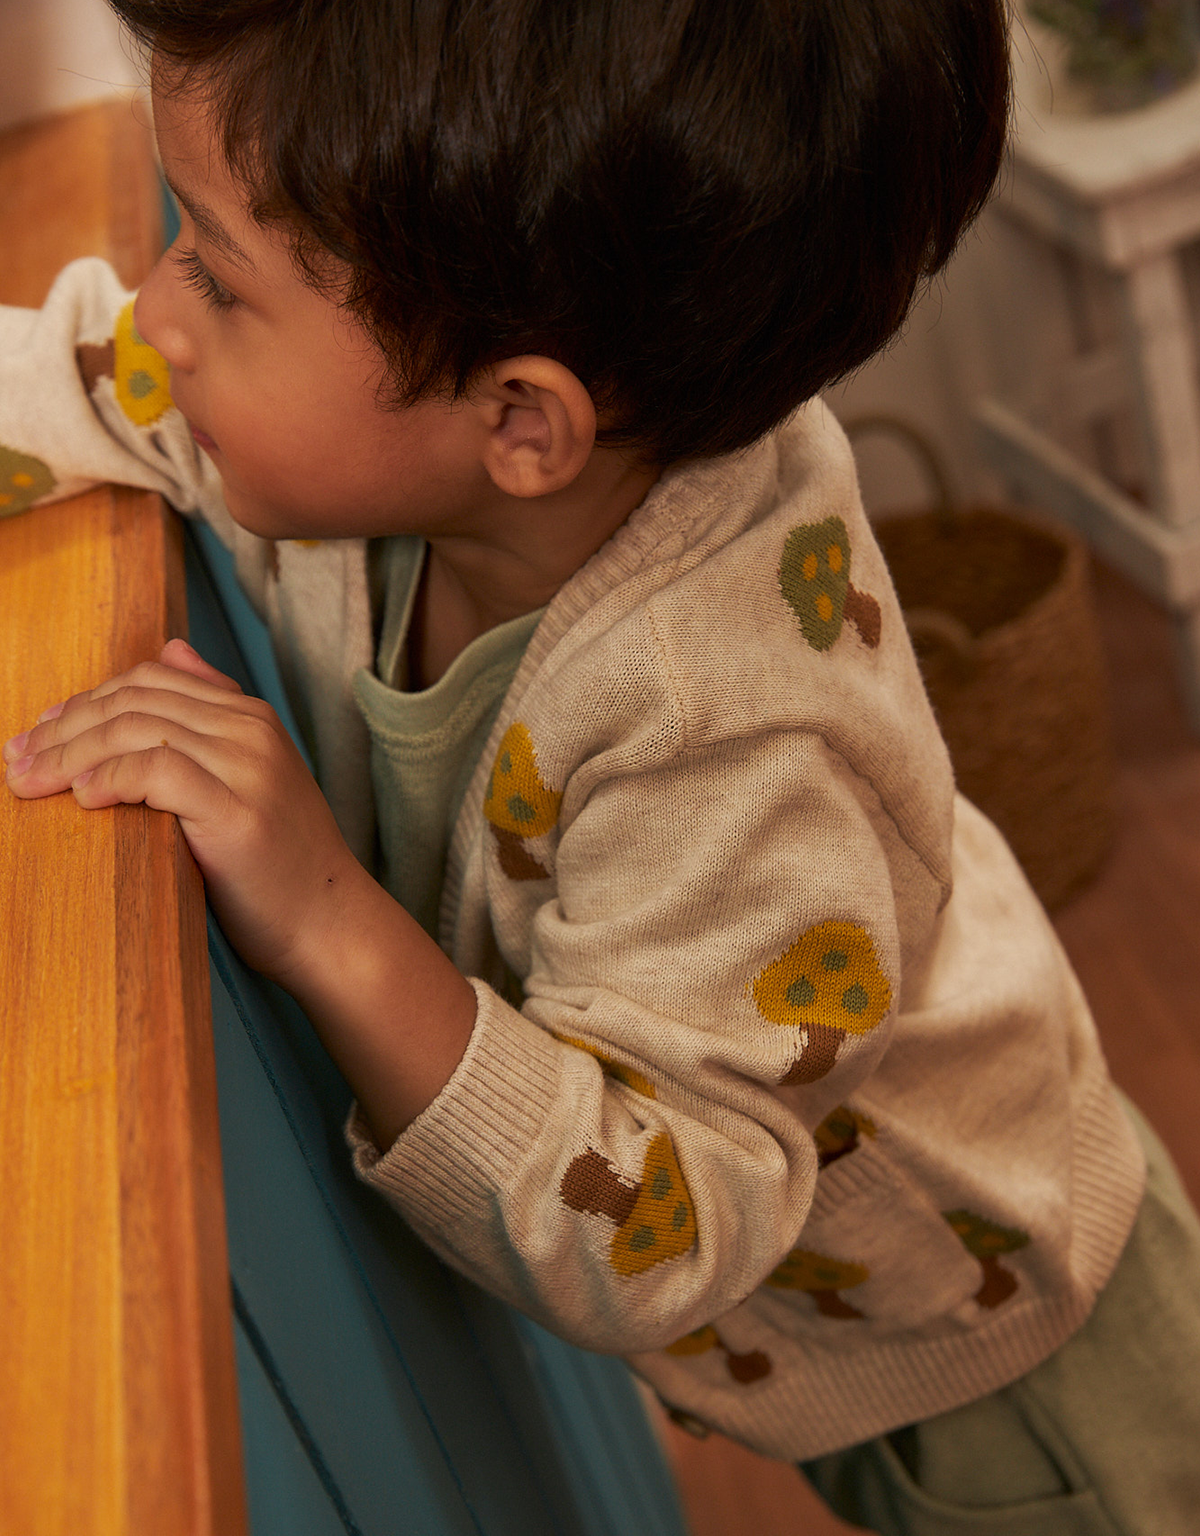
[848,417,1115,911]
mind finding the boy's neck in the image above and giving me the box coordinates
[406,448,660,689]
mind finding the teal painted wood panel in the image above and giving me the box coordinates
[185,520,688,1536]
[233,1310,355,1536]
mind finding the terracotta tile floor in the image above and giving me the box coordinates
[658,559,1200,1535]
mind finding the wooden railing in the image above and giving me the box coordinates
[0,100,247,1535]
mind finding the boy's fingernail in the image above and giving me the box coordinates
[6,755,33,778]
[3,731,29,762]
[73,770,94,789]
[38,703,64,722]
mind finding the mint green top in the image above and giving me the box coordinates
[352,537,543,938]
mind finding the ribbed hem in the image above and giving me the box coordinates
[635,1070,1147,1462]
[347,978,563,1228]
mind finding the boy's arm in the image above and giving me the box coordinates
[4,635,910,1355]
[349,730,917,1354]
[2,260,465,1137]
[3,638,476,1140]
[0,258,225,524]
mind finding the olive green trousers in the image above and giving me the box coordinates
[801,1098,1200,1534]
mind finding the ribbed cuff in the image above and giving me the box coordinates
[346,977,563,1229]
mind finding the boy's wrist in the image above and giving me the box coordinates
[275,856,478,1149]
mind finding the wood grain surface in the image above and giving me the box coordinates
[0,100,247,1535]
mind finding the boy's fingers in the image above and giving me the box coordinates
[69,741,243,837]
[158,637,244,694]
[84,655,245,707]
[10,678,277,767]
[24,653,242,733]
[5,708,271,800]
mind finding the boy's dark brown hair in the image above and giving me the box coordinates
[110,0,1010,465]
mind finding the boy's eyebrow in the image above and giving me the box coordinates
[163,172,255,271]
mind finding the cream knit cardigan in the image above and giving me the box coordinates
[1,260,1144,1460]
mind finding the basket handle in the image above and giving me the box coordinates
[841,414,957,535]
[903,606,980,681]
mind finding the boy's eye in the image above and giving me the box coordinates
[172,247,238,312]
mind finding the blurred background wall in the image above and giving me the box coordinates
[0,0,140,134]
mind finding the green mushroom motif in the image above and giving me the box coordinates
[778,516,881,651]
[0,444,55,518]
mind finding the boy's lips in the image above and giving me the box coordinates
[189,422,218,452]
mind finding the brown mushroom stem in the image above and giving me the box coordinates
[843,584,882,648]
[559,1150,639,1225]
[811,1289,864,1320]
[491,825,550,881]
[75,339,116,393]
[781,1023,842,1085]
[724,1347,772,1383]
[974,1255,1019,1309]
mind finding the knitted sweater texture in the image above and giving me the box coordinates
[0,260,1145,1460]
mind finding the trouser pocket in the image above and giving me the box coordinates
[802,1426,1118,1536]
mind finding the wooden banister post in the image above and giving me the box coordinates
[0,100,247,1535]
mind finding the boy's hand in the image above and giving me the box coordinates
[4,638,358,984]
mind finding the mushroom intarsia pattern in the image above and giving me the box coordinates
[751,920,893,1084]
[0,444,55,518]
[553,1032,658,1098]
[943,1209,1031,1309]
[483,720,562,880]
[778,516,881,651]
[559,1132,697,1276]
[75,299,172,427]
[813,1104,877,1168]
[665,1324,772,1383]
[765,1247,871,1319]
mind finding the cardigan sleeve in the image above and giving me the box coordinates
[348,728,920,1355]
[0,257,226,523]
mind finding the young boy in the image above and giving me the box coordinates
[4,1,1200,1529]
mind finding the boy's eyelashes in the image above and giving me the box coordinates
[172,246,238,312]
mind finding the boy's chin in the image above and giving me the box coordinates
[220,486,308,543]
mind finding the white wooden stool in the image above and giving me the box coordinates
[976,29,1200,728]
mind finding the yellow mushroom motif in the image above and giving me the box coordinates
[559,1131,697,1277]
[553,1033,657,1098]
[813,1104,877,1168]
[0,444,55,518]
[752,920,892,1084]
[766,1247,870,1319]
[113,300,173,426]
[665,1324,771,1383]
[483,721,563,880]
[612,1134,698,1275]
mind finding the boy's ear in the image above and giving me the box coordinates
[476,357,597,498]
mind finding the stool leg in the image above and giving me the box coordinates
[1118,252,1200,531]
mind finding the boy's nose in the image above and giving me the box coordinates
[133,254,194,373]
